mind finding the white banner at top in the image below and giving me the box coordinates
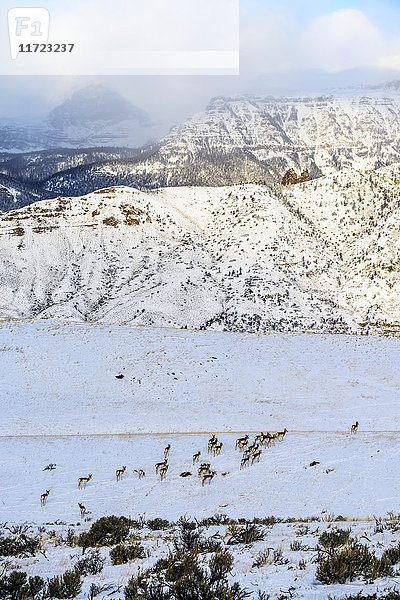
[1,0,239,75]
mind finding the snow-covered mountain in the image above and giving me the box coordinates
[0,147,147,211]
[0,85,164,152]
[0,147,142,183]
[1,164,399,334]
[4,88,400,201]
[40,92,400,196]
[0,173,57,212]
[48,85,149,129]
[163,93,400,175]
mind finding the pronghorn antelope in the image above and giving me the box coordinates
[40,490,50,506]
[78,474,92,489]
[248,442,259,453]
[266,433,278,446]
[208,435,217,450]
[351,421,359,434]
[213,442,223,456]
[276,428,288,441]
[251,449,262,464]
[262,433,273,447]
[202,471,216,486]
[134,469,145,479]
[116,466,126,481]
[159,465,168,480]
[235,435,249,450]
[240,456,250,469]
[198,463,211,477]
[255,432,265,444]
[78,502,86,519]
[260,433,271,446]
[193,451,201,464]
[155,459,168,474]
[164,444,171,459]
[208,436,219,454]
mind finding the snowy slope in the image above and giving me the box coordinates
[0,173,56,212]
[4,431,400,522]
[2,320,400,436]
[1,166,400,332]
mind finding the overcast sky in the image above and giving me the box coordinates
[1,0,400,125]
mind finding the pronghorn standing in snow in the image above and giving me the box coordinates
[351,421,359,434]
[78,503,86,519]
[208,436,219,454]
[159,464,169,481]
[198,463,211,478]
[78,474,92,489]
[193,451,201,464]
[116,466,126,481]
[202,471,216,486]
[276,428,288,441]
[251,449,262,464]
[235,435,249,450]
[213,442,223,456]
[208,434,217,449]
[240,456,250,469]
[40,490,50,506]
[155,459,168,474]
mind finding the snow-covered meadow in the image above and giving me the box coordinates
[1,319,400,521]
[3,429,400,525]
[2,320,400,599]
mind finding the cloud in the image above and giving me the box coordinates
[374,54,400,70]
[0,0,239,76]
[240,6,399,76]
[1,3,400,122]
[299,9,386,72]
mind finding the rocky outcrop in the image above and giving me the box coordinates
[282,169,310,185]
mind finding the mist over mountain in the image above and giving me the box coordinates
[48,85,150,129]
[3,84,400,210]
[0,85,164,152]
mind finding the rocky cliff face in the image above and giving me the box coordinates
[41,93,400,196]
[281,169,310,185]
[155,94,400,178]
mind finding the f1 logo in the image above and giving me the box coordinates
[8,8,50,59]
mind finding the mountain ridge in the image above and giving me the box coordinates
[37,92,400,197]
[1,163,399,335]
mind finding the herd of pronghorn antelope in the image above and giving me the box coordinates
[235,430,288,470]
[40,423,360,511]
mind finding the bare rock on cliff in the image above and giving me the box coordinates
[281,169,299,185]
[282,168,310,185]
